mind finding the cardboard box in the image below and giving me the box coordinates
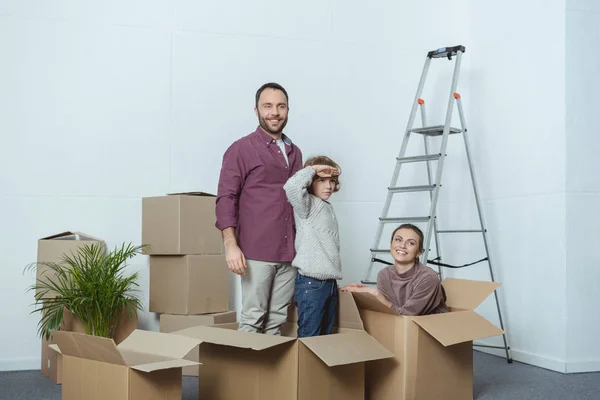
[42,308,138,384]
[49,329,202,400]
[41,309,73,384]
[352,278,505,400]
[159,312,237,376]
[149,255,229,315]
[142,192,222,255]
[71,307,139,345]
[36,231,105,297]
[173,291,394,400]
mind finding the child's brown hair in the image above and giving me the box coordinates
[303,155,341,193]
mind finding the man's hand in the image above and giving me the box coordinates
[222,227,247,275]
[225,244,247,275]
[312,165,341,178]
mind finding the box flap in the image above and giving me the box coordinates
[172,325,296,351]
[129,359,200,373]
[299,330,394,367]
[350,291,397,315]
[117,329,202,360]
[338,290,365,330]
[167,192,216,197]
[442,278,501,310]
[212,322,239,330]
[48,343,61,354]
[50,330,126,365]
[411,310,504,347]
[40,231,103,241]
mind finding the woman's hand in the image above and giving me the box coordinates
[340,284,391,308]
[340,284,379,296]
[340,283,364,291]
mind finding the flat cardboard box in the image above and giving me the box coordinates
[142,192,222,255]
[49,329,202,400]
[149,255,229,315]
[159,312,237,376]
[352,278,505,400]
[42,308,138,384]
[173,291,394,400]
[36,231,105,297]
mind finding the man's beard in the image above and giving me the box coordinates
[258,114,288,135]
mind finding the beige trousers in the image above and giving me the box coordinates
[239,259,296,335]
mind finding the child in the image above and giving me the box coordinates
[283,155,342,338]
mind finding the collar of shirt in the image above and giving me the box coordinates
[254,126,293,147]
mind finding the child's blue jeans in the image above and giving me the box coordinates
[294,273,338,338]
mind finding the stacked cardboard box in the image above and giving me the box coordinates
[36,232,138,384]
[142,192,235,376]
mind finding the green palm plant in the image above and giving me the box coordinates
[26,242,148,340]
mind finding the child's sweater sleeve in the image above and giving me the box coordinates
[283,166,316,219]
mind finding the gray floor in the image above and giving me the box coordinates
[0,351,599,399]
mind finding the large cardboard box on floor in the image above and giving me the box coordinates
[159,311,236,376]
[173,291,394,400]
[352,278,505,400]
[149,255,229,315]
[42,308,138,384]
[36,231,105,297]
[49,329,202,400]
[142,192,222,255]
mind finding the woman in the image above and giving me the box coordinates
[342,224,448,316]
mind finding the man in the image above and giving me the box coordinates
[215,82,303,335]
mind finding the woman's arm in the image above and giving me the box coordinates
[340,285,393,309]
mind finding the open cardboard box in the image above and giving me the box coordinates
[43,308,138,384]
[352,278,505,400]
[172,290,394,400]
[159,311,237,376]
[49,329,202,400]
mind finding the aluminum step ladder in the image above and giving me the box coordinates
[361,45,512,363]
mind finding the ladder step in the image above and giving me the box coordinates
[396,154,441,164]
[389,184,436,194]
[370,249,390,254]
[380,216,430,224]
[411,125,462,136]
[438,229,484,233]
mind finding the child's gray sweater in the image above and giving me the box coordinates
[283,167,342,280]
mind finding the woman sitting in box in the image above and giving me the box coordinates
[342,224,448,316]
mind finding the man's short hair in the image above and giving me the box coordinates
[255,82,289,107]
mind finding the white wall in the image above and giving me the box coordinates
[460,0,569,372]
[0,0,470,371]
[1,0,596,374]
[565,0,600,373]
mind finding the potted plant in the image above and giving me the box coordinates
[26,242,147,340]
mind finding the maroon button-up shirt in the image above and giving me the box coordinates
[215,127,303,263]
